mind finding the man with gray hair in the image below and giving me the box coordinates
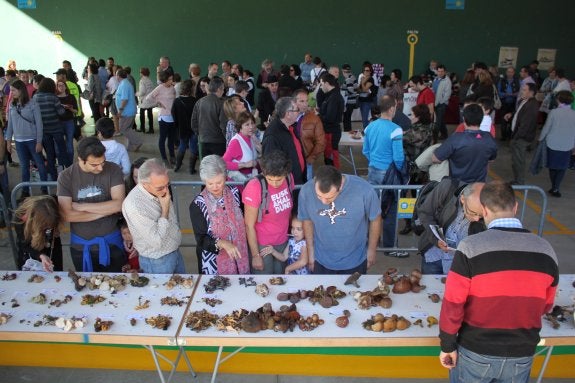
[417,180,486,274]
[262,96,306,184]
[191,76,227,156]
[156,56,174,84]
[122,158,184,274]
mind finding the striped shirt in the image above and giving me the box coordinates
[439,226,558,357]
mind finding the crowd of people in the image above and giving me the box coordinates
[0,52,568,383]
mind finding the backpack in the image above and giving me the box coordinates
[246,174,293,223]
[412,178,460,236]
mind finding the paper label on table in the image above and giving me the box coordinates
[99,314,115,320]
[12,291,29,297]
[41,288,58,295]
[409,311,429,319]
[126,313,145,321]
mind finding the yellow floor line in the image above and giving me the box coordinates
[488,170,572,233]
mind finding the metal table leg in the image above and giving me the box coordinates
[210,346,246,383]
[535,345,554,383]
[144,345,197,383]
[348,145,357,175]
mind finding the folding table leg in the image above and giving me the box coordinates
[536,345,554,383]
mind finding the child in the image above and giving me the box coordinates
[270,215,309,275]
[96,117,131,176]
[369,105,381,122]
[119,218,140,273]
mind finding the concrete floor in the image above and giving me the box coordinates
[0,116,573,382]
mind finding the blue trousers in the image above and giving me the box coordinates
[450,346,533,383]
[139,249,185,274]
[15,140,48,193]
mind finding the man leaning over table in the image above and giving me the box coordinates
[298,165,381,274]
[439,181,558,383]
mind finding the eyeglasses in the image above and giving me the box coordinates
[463,200,482,219]
[288,109,299,112]
[363,69,371,73]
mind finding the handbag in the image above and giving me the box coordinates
[102,91,114,106]
[492,85,502,110]
[22,258,44,271]
[80,89,91,100]
[21,231,56,272]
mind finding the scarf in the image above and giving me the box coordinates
[200,187,249,274]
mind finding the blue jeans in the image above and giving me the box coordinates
[138,249,185,274]
[43,131,70,181]
[359,101,372,128]
[450,346,533,383]
[314,259,367,275]
[158,120,176,160]
[177,133,199,156]
[15,140,48,193]
[61,120,75,160]
[306,163,313,181]
[421,258,443,274]
[368,166,397,247]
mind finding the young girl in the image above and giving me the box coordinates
[270,215,309,275]
[119,219,140,272]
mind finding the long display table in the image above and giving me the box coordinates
[0,271,573,382]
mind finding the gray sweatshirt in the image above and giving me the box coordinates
[6,100,44,142]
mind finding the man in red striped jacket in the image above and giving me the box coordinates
[439,180,558,383]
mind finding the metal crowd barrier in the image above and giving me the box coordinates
[0,194,18,267]
[7,181,548,268]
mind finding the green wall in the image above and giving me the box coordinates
[4,0,573,79]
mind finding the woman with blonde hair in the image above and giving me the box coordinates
[469,70,494,100]
[223,95,246,145]
[14,195,63,271]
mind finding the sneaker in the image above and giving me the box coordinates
[549,190,562,198]
[384,251,410,258]
[399,226,412,235]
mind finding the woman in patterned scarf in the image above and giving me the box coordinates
[189,155,249,274]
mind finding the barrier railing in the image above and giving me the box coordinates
[7,181,548,267]
[0,194,18,267]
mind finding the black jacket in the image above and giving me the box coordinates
[417,179,486,255]
[262,117,305,184]
[511,98,540,142]
[319,88,344,134]
[171,95,197,140]
[257,89,277,127]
